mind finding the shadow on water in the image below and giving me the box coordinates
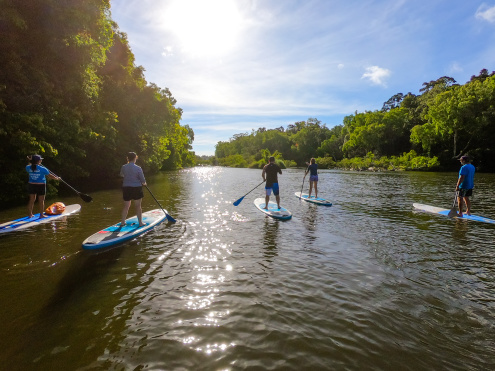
[3,246,125,370]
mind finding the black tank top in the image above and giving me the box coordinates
[265,163,281,186]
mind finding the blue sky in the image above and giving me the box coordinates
[109,0,495,156]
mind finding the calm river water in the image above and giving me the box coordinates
[0,167,494,370]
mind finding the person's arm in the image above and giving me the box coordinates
[456,175,465,190]
[262,166,266,181]
[139,168,147,186]
[47,173,60,180]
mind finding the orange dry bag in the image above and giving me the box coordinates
[45,202,66,215]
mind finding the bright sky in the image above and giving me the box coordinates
[109,0,495,156]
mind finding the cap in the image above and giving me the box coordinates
[31,154,43,162]
[460,155,470,162]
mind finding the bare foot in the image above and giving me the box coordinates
[466,211,471,216]
[458,213,463,218]
[39,215,45,219]
[139,224,146,227]
[119,223,125,227]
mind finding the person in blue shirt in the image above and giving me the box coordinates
[26,154,59,218]
[120,152,147,226]
[304,158,318,198]
[456,155,475,217]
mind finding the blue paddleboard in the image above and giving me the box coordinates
[413,203,495,224]
[82,209,167,249]
[254,198,292,220]
[0,204,81,234]
[295,192,332,206]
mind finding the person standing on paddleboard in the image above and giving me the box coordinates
[120,152,147,227]
[26,154,59,218]
[304,158,318,198]
[262,156,282,209]
[456,155,475,218]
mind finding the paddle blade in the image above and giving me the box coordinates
[166,213,176,223]
[448,208,458,218]
[233,196,244,206]
[79,193,93,203]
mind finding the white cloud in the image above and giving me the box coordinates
[476,4,495,23]
[162,46,174,57]
[361,66,391,86]
[337,63,345,69]
[448,62,463,74]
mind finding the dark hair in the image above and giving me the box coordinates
[127,152,137,161]
[310,158,316,164]
[269,156,275,162]
[30,155,41,171]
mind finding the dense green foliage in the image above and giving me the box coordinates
[0,0,194,206]
[215,70,495,172]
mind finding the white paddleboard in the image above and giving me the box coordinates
[413,203,495,224]
[295,192,332,206]
[0,204,81,234]
[82,209,167,249]
[254,198,292,220]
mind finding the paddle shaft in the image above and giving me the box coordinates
[144,185,176,223]
[48,170,92,202]
[233,180,265,206]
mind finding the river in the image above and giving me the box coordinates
[0,167,494,370]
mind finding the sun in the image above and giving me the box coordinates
[163,0,242,57]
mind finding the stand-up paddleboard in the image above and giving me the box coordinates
[254,198,292,220]
[0,204,81,234]
[413,203,495,224]
[82,209,167,249]
[295,192,332,206]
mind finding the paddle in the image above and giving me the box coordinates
[49,171,93,203]
[144,185,176,223]
[447,191,458,218]
[233,180,265,206]
[299,174,306,199]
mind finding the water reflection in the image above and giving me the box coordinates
[262,218,279,260]
[2,168,495,369]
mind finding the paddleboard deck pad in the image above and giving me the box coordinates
[82,209,167,249]
[0,204,81,234]
[295,192,332,206]
[413,203,495,224]
[254,198,292,220]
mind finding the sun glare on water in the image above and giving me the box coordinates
[163,0,242,57]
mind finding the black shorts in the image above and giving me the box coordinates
[123,186,144,201]
[458,188,473,197]
[28,183,46,196]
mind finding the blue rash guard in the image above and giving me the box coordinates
[26,164,50,183]
[459,163,475,189]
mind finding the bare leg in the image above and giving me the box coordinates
[134,198,144,226]
[457,195,464,217]
[264,195,269,209]
[38,195,46,218]
[275,194,280,209]
[308,182,313,198]
[464,197,471,215]
[27,194,37,217]
[121,200,131,225]
[314,181,318,198]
